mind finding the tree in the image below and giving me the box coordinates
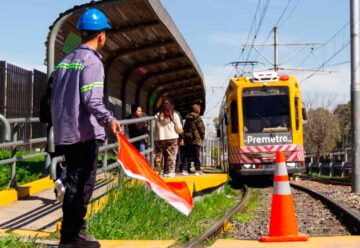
[304,107,341,162]
[213,117,219,129]
[333,101,351,148]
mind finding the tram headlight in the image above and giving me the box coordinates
[286,162,296,167]
[243,164,252,169]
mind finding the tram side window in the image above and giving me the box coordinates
[230,101,239,133]
[295,97,299,130]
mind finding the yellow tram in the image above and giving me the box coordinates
[217,71,307,176]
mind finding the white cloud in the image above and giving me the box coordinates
[296,64,350,104]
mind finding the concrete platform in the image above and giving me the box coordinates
[0,175,114,232]
[211,236,360,248]
[163,173,227,195]
[0,173,227,233]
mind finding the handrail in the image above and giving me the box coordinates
[49,117,155,179]
[0,138,47,149]
[0,115,156,188]
[0,114,11,141]
[0,152,47,165]
[49,135,152,179]
[47,126,55,153]
[8,117,40,124]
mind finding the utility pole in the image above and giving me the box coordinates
[274,26,279,71]
[350,0,360,193]
[240,27,322,72]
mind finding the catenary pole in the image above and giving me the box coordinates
[274,26,279,71]
[350,0,360,192]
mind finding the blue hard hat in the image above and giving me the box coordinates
[77,8,111,31]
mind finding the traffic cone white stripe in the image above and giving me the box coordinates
[275,162,288,176]
[273,181,292,195]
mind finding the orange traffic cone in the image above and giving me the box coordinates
[260,151,308,242]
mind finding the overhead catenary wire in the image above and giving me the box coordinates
[300,41,350,83]
[244,0,300,70]
[204,0,266,116]
[207,0,297,116]
[277,0,300,27]
[243,0,271,71]
[273,0,293,27]
[296,22,349,68]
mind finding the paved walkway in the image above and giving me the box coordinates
[0,175,113,232]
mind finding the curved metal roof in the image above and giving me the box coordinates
[46,0,205,117]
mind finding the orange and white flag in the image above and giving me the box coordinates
[116,133,194,215]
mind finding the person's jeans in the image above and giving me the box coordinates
[56,140,101,242]
[134,142,146,153]
[183,144,201,172]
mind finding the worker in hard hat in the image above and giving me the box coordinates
[51,8,121,248]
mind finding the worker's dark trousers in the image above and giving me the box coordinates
[56,140,101,241]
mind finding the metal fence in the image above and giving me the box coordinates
[202,137,220,168]
[305,150,352,177]
[0,61,47,144]
[0,114,155,188]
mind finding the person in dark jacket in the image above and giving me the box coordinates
[182,104,206,175]
[127,105,148,152]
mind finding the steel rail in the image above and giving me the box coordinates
[290,182,360,234]
[301,176,351,186]
[184,185,250,248]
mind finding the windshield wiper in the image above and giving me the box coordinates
[255,113,271,125]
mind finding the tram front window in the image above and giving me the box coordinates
[242,87,290,133]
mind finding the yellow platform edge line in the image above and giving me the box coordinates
[0,229,176,247]
[211,236,360,248]
[99,240,176,248]
[164,173,228,193]
[194,174,228,192]
[163,177,195,195]
[0,228,52,238]
[0,176,54,207]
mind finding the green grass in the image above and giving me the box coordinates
[88,183,242,244]
[0,234,44,248]
[232,188,261,223]
[0,151,45,190]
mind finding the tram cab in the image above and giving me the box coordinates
[218,71,307,176]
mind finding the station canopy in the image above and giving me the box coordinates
[46,0,205,118]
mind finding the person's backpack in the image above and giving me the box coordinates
[39,75,53,124]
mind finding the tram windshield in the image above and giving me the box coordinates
[242,87,290,133]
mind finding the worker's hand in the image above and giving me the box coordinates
[109,119,122,135]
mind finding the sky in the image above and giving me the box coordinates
[0,0,351,130]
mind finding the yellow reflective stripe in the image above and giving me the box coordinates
[80,81,104,93]
[56,62,83,70]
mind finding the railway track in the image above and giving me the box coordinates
[226,181,360,240]
[290,182,360,234]
[184,185,250,248]
[300,176,351,186]
[292,179,360,223]
[181,178,360,247]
